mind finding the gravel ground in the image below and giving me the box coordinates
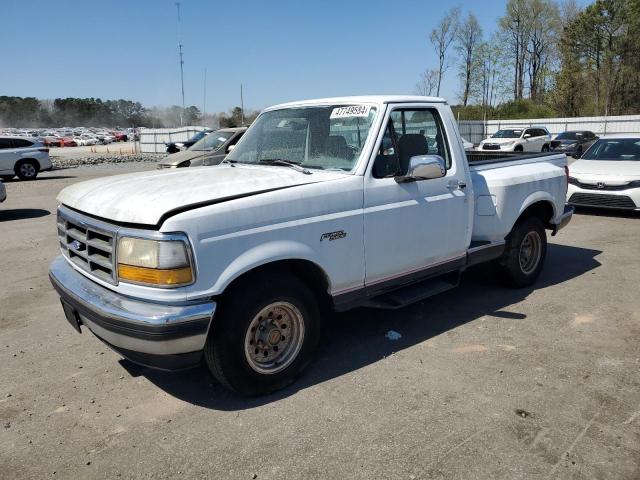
[49,142,163,168]
[0,163,639,479]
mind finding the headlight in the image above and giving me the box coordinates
[117,236,194,287]
[565,143,577,148]
[502,141,515,146]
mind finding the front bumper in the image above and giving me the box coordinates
[49,256,216,370]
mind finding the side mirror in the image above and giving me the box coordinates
[523,133,531,138]
[226,144,236,154]
[396,155,446,182]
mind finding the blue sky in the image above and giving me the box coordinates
[1,0,588,113]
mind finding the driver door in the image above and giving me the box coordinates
[363,106,470,289]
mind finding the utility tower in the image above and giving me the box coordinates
[176,2,186,126]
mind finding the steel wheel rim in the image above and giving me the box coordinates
[20,163,36,178]
[519,231,542,275]
[244,301,305,374]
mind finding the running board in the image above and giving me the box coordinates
[363,272,460,310]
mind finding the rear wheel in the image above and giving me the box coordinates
[15,160,39,180]
[495,216,547,288]
[204,271,321,395]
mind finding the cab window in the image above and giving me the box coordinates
[389,109,451,173]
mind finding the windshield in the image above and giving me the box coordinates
[556,132,583,140]
[226,104,378,171]
[190,131,233,151]
[187,131,209,144]
[581,138,640,161]
[492,129,522,139]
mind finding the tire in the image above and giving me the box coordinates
[514,145,523,152]
[541,144,549,152]
[1,175,13,181]
[15,160,39,180]
[204,271,321,395]
[495,216,547,288]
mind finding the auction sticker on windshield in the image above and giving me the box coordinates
[330,105,371,119]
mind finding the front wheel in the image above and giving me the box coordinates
[495,216,547,288]
[204,272,321,395]
[541,144,550,152]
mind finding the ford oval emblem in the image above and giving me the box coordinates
[70,240,84,251]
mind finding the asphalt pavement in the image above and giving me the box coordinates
[1,163,638,479]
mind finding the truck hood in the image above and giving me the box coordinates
[57,165,349,226]
[571,160,640,181]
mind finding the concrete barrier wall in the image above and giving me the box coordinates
[139,126,208,153]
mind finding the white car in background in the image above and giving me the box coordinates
[461,137,474,151]
[478,127,551,153]
[0,136,52,180]
[567,134,640,211]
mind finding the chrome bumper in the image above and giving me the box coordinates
[49,256,215,370]
[552,205,574,235]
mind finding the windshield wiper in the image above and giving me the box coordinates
[259,158,312,174]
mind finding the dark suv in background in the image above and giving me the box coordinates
[550,130,598,157]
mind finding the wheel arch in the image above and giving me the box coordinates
[212,242,333,306]
[15,157,41,170]
[516,195,556,230]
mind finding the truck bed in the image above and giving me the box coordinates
[467,151,568,243]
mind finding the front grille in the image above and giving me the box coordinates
[569,179,640,191]
[568,193,637,209]
[57,207,117,284]
[482,144,501,150]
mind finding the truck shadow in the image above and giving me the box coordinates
[134,243,602,410]
[0,208,50,222]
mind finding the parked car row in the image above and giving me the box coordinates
[0,127,138,148]
[476,128,599,156]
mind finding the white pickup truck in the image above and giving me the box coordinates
[49,96,573,395]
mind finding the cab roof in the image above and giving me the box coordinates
[265,95,447,111]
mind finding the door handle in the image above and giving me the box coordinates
[447,180,467,190]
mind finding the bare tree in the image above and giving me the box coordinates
[499,0,532,100]
[429,7,461,96]
[415,69,440,96]
[455,12,483,106]
[525,0,559,101]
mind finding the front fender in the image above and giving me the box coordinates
[211,240,330,295]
